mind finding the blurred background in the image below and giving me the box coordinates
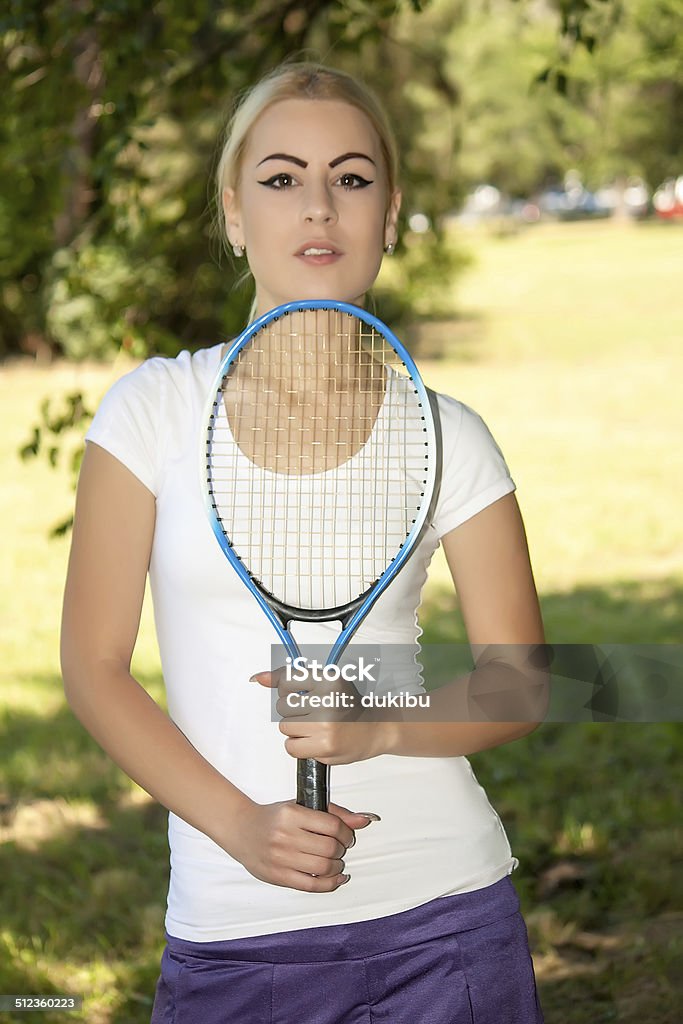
[1,1,682,1021]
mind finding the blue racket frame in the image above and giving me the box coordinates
[201,299,442,808]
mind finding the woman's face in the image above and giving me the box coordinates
[223,98,401,318]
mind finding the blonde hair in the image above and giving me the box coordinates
[215,61,399,254]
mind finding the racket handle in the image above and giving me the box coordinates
[296,758,330,810]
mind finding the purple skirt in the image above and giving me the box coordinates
[150,876,544,1023]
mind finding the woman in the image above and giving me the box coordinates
[61,62,546,1023]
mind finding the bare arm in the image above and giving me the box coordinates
[382,492,548,757]
[61,442,370,891]
[61,442,255,845]
[270,493,548,763]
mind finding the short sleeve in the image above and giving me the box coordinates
[432,394,516,538]
[85,358,167,495]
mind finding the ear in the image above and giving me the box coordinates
[384,188,402,247]
[222,187,243,246]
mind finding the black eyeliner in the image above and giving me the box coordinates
[338,174,373,188]
[257,173,293,187]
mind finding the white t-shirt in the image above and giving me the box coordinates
[86,343,519,941]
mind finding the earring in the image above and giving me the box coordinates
[384,242,395,255]
[232,244,245,258]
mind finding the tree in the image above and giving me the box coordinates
[1,0,444,362]
[6,0,663,363]
[11,0,679,533]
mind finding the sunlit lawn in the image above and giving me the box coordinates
[1,219,682,1022]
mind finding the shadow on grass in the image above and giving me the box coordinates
[0,679,168,1022]
[419,574,683,895]
[1,575,682,1021]
[420,574,683,1021]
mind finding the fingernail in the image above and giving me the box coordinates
[338,874,351,885]
[347,835,356,849]
[356,812,381,822]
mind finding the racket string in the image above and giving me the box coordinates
[207,310,430,610]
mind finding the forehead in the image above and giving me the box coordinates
[244,99,382,163]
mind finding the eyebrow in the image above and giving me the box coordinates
[257,152,307,169]
[330,151,376,168]
[256,151,376,169]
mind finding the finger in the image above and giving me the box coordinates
[276,695,312,719]
[279,719,318,742]
[276,675,315,699]
[249,671,275,687]
[254,667,315,701]
[278,711,327,728]
[294,805,356,848]
[282,734,335,763]
[296,831,348,861]
[284,870,351,894]
[297,854,345,878]
[328,803,382,829]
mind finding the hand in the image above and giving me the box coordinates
[251,667,390,765]
[227,799,380,892]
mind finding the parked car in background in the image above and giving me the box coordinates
[653,176,683,220]
[621,177,651,219]
[537,170,613,221]
[448,172,665,229]
[593,177,650,220]
[446,184,541,227]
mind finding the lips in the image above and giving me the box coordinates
[295,240,342,258]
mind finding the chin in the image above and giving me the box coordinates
[261,279,373,312]
[295,284,371,306]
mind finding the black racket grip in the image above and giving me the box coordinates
[296,758,330,810]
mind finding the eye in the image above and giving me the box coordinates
[257,173,298,189]
[336,172,373,190]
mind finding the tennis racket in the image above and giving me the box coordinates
[201,300,441,810]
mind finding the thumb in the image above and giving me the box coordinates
[328,802,381,828]
[249,671,274,687]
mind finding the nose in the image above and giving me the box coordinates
[301,181,338,225]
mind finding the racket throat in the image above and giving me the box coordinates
[273,594,365,629]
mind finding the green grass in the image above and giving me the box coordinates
[1,219,682,1022]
